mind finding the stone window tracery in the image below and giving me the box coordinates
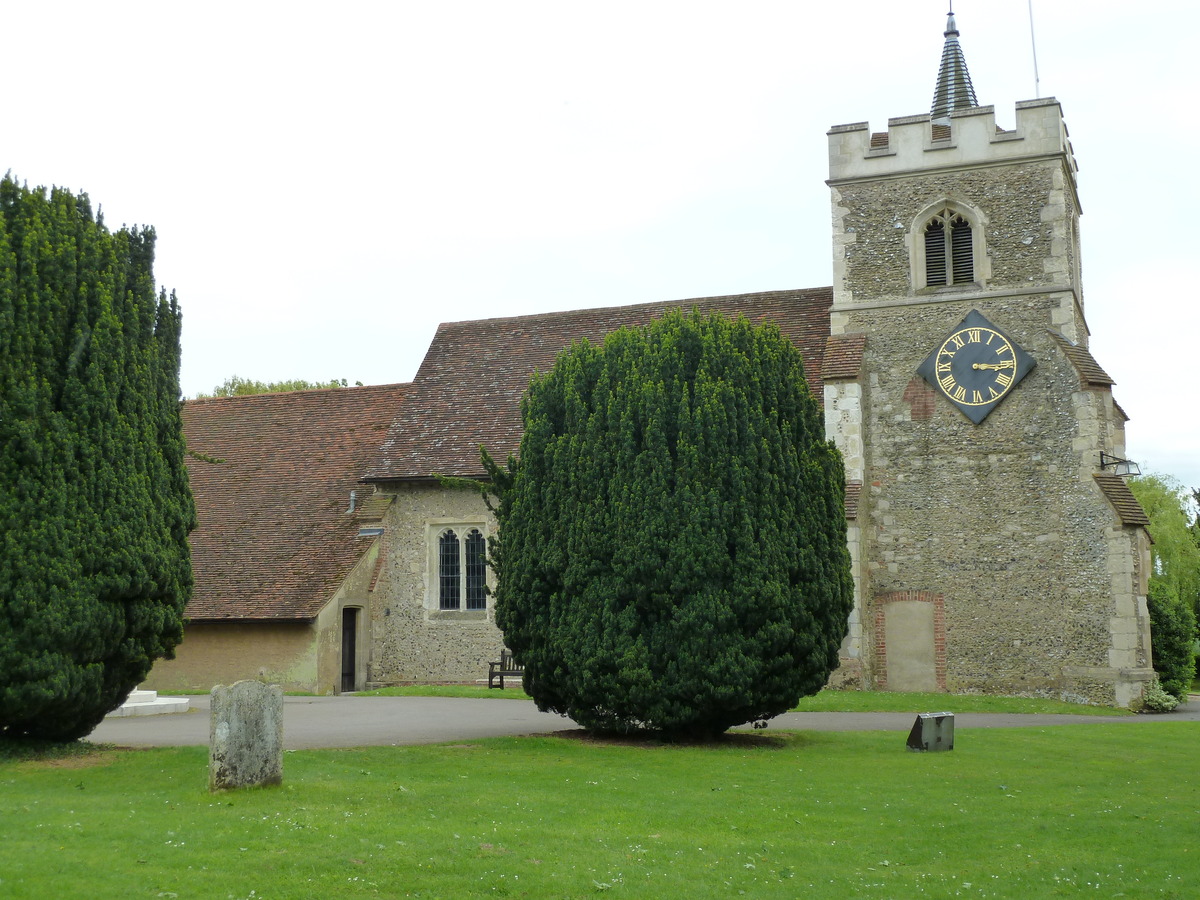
[436,526,489,610]
[911,202,986,292]
[923,211,973,286]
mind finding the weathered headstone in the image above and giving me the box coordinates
[209,680,284,791]
[905,711,954,752]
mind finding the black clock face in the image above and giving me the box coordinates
[916,310,1035,424]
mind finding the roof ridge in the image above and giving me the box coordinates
[432,286,833,332]
[187,382,409,405]
[366,287,835,482]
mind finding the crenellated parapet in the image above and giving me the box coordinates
[828,98,1078,198]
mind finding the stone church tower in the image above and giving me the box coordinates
[823,12,1154,706]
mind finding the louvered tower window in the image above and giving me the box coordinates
[924,212,973,286]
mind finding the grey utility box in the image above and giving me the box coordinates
[906,712,954,752]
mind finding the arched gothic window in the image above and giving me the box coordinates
[465,529,487,610]
[438,529,461,609]
[438,526,489,610]
[923,210,974,287]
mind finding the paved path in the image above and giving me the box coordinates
[87,694,1200,750]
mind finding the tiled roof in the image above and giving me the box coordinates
[183,384,407,620]
[364,287,833,481]
[844,481,862,520]
[1094,475,1151,528]
[823,333,867,380]
[1049,331,1115,388]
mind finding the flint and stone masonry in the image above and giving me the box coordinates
[369,483,503,685]
[357,96,1151,708]
[824,99,1152,706]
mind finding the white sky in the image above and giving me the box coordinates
[5,1,1197,489]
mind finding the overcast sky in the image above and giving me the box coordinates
[6,1,1197,490]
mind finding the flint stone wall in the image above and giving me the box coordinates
[833,161,1071,304]
[369,482,504,685]
[830,284,1147,704]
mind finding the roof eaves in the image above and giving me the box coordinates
[1048,331,1115,388]
[1093,474,1150,528]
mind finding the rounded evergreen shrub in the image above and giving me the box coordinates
[0,178,194,741]
[489,309,853,737]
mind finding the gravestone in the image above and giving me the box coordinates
[209,680,284,791]
[906,711,954,752]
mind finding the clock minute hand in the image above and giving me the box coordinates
[972,362,1015,371]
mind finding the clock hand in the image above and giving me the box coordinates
[972,362,1015,370]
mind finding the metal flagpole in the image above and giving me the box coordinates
[1028,0,1042,97]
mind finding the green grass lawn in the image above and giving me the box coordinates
[3,723,1197,899]
[360,684,1131,716]
[790,690,1132,716]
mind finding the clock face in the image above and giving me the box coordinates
[916,310,1035,424]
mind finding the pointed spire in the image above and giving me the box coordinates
[930,5,979,124]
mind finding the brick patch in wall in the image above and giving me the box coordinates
[873,590,946,691]
[902,377,938,420]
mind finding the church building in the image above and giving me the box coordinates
[154,12,1154,706]
[357,10,1152,706]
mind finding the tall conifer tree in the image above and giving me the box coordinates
[489,309,852,736]
[0,176,194,741]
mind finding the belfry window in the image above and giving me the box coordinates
[924,212,973,286]
[438,526,488,610]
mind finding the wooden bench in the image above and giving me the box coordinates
[488,649,524,689]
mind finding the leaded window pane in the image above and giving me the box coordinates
[465,529,487,610]
[439,530,460,610]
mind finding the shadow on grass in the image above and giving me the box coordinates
[0,739,119,766]
[547,728,805,751]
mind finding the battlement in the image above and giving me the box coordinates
[828,98,1077,185]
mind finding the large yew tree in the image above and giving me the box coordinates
[0,177,194,741]
[490,309,852,736]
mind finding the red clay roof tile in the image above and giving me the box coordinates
[1049,331,1115,388]
[823,333,867,380]
[364,287,833,481]
[844,481,862,520]
[1094,474,1150,528]
[183,384,406,621]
